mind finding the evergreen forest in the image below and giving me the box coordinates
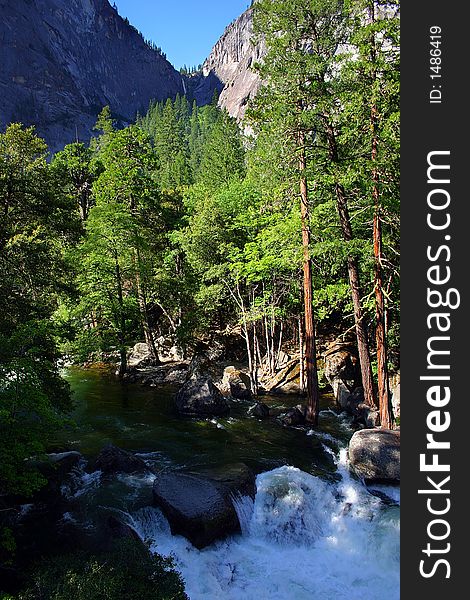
[0,1,400,598]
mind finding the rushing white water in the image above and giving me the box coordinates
[129,451,400,600]
[60,462,102,499]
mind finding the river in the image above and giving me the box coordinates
[58,366,400,600]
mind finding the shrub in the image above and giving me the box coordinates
[15,540,187,600]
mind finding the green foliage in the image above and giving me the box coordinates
[0,124,76,562]
[0,124,74,498]
[248,0,400,361]
[198,110,246,190]
[14,540,187,600]
[51,142,101,222]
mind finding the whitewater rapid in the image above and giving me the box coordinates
[128,449,400,600]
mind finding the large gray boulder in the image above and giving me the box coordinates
[153,464,256,548]
[175,377,230,417]
[263,359,303,394]
[349,429,400,483]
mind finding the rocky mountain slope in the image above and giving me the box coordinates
[0,1,263,151]
[0,0,184,151]
[186,7,263,123]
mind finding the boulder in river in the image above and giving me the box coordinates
[107,515,143,544]
[249,402,270,419]
[28,451,84,501]
[280,405,306,427]
[152,463,255,548]
[175,376,230,417]
[348,429,400,483]
[93,444,150,475]
[222,366,253,400]
[323,340,361,409]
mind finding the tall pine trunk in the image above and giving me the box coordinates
[134,249,160,365]
[323,119,376,408]
[298,316,305,393]
[371,116,393,428]
[298,131,319,425]
[336,182,376,409]
[368,0,394,428]
[114,250,127,378]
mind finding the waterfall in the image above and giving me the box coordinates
[127,460,399,600]
[231,492,254,536]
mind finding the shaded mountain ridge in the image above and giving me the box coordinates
[0,0,261,150]
[0,0,184,151]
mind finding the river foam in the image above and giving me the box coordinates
[129,459,400,600]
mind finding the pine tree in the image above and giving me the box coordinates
[198,110,245,190]
[84,126,163,372]
[154,99,191,189]
[341,0,400,427]
[249,0,344,424]
[52,142,100,222]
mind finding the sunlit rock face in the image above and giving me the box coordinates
[187,7,264,123]
[0,0,184,151]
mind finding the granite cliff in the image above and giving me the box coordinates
[0,0,184,151]
[0,1,262,151]
[186,7,263,123]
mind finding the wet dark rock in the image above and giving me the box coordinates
[107,515,142,544]
[27,451,84,502]
[93,444,150,475]
[280,405,306,427]
[175,377,230,417]
[361,406,381,429]
[122,367,139,383]
[191,463,256,500]
[367,489,399,507]
[187,341,225,379]
[341,388,381,428]
[223,366,252,400]
[347,386,365,407]
[349,429,400,483]
[249,402,270,419]
[125,362,189,386]
[152,463,255,548]
[45,451,83,477]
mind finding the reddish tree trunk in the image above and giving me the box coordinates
[299,133,319,425]
[371,106,393,429]
[323,117,376,408]
[336,183,376,409]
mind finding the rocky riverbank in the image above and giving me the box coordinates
[78,338,401,487]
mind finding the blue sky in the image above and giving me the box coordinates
[114,1,251,70]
